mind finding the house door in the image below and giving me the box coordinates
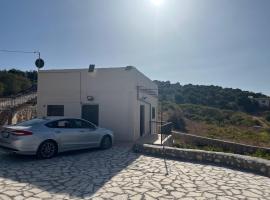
[140,105,145,136]
[81,105,99,126]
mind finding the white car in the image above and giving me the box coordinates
[0,117,114,159]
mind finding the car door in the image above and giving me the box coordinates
[72,119,101,148]
[48,119,85,151]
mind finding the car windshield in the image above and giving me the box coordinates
[16,118,47,126]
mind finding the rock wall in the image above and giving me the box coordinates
[11,106,37,124]
[173,131,270,154]
[133,143,270,177]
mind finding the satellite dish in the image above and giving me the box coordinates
[35,58,45,69]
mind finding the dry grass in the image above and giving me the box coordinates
[185,119,270,147]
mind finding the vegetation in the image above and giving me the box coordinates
[164,103,270,147]
[265,112,270,122]
[174,139,270,160]
[157,81,270,149]
[177,104,260,127]
[155,80,269,113]
[249,150,270,160]
[0,69,37,97]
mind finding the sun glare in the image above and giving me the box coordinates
[150,0,164,6]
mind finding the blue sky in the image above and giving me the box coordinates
[0,0,269,95]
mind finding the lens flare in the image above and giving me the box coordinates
[150,0,164,6]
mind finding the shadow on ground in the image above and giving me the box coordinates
[0,145,139,199]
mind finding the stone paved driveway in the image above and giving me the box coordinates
[0,145,270,200]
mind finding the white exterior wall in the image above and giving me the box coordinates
[37,67,158,142]
[133,70,158,141]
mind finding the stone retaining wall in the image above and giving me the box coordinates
[133,143,270,177]
[11,106,36,124]
[173,131,270,154]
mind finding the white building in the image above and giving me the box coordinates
[254,98,270,108]
[37,66,158,142]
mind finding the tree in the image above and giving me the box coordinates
[175,94,184,104]
[8,69,26,77]
[237,97,259,113]
[0,72,31,96]
[168,112,186,132]
[25,71,37,83]
[266,114,270,122]
[154,80,268,113]
[0,82,4,96]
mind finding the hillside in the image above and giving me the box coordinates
[0,69,37,97]
[156,81,270,148]
[155,80,269,113]
[163,102,270,147]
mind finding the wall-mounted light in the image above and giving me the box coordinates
[87,96,94,101]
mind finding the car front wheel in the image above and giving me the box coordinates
[37,140,58,159]
[100,136,112,149]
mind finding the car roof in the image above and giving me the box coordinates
[42,117,93,123]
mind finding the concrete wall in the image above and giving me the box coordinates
[37,67,158,142]
[37,71,81,117]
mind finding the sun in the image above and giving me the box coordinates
[150,0,164,6]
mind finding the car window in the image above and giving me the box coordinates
[16,118,47,126]
[46,119,72,128]
[71,119,96,129]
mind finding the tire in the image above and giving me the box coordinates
[37,140,58,159]
[100,136,112,149]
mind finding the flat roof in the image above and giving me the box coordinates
[38,66,135,73]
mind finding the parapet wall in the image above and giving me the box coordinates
[172,131,270,154]
[133,143,270,177]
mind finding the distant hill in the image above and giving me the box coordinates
[0,69,37,97]
[154,80,269,113]
[156,80,270,148]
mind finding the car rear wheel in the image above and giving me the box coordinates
[37,140,58,159]
[100,136,112,149]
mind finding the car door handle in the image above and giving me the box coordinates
[79,130,85,133]
[55,130,61,133]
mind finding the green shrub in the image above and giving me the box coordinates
[0,82,4,96]
[178,104,257,127]
[0,72,31,96]
[174,139,270,160]
[168,112,186,132]
[249,150,270,160]
[266,114,270,122]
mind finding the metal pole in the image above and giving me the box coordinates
[160,101,163,145]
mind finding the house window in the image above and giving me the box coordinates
[152,107,156,119]
[47,105,64,116]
